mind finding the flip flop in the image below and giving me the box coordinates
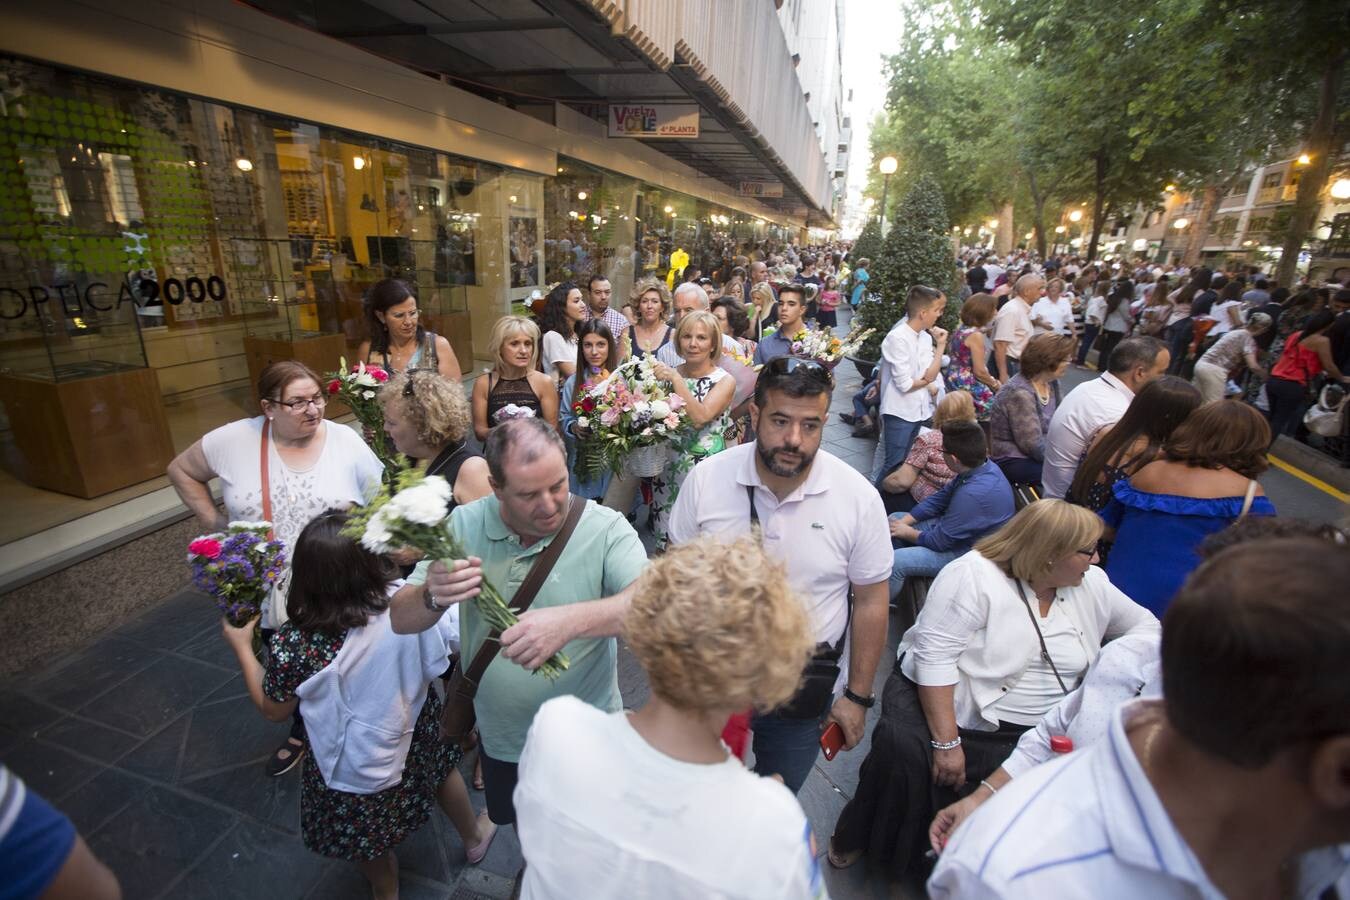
[466,810,498,865]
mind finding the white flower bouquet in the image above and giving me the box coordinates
[787,321,877,368]
[325,357,402,475]
[574,356,688,479]
[344,467,568,679]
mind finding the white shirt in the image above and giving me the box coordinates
[930,699,1350,900]
[879,319,940,422]
[896,550,1158,731]
[515,697,827,900]
[1030,297,1075,336]
[990,600,1091,726]
[201,417,384,625]
[984,264,1005,292]
[668,443,892,689]
[992,297,1034,361]
[1083,295,1108,327]
[655,329,741,367]
[1040,372,1135,499]
[541,330,577,387]
[1206,299,1241,335]
[296,597,455,794]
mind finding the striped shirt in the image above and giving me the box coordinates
[930,699,1350,899]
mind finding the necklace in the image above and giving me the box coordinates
[1033,381,1051,405]
[1140,721,1162,774]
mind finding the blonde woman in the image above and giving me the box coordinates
[650,310,736,546]
[470,315,559,441]
[623,277,674,360]
[514,535,820,899]
[748,280,777,341]
[881,390,978,511]
[828,500,1157,879]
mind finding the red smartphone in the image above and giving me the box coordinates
[820,722,845,761]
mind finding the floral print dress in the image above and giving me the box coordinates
[263,624,460,861]
[649,367,733,546]
[945,326,995,419]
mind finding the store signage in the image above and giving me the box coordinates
[608,103,700,139]
[738,181,784,198]
[0,274,227,320]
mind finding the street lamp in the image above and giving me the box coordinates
[1331,178,1350,200]
[1068,209,1083,223]
[987,219,999,230]
[1297,153,1312,166]
[878,156,898,229]
[1172,218,1190,230]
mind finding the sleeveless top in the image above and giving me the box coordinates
[1270,331,1323,386]
[484,372,544,425]
[628,324,672,360]
[425,441,479,518]
[367,330,440,376]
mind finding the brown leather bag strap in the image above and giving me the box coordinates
[259,419,274,540]
[459,495,586,685]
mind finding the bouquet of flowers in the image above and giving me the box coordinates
[344,468,569,679]
[188,521,287,627]
[492,402,538,426]
[788,321,876,367]
[325,358,402,475]
[574,356,688,479]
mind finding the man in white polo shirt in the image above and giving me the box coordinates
[669,357,892,794]
[929,538,1350,900]
[991,274,1042,382]
[877,286,948,486]
[1040,336,1169,499]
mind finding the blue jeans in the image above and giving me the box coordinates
[851,387,874,420]
[751,709,829,793]
[877,415,926,487]
[889,520,960,600]
[1076,324,1100,365]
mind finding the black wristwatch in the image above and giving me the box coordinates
[843,687,875,709]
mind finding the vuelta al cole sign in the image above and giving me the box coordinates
[608,103,700,139]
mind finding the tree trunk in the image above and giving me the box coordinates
[995,201,1014,256]
[1028,171,1048,259]
[1275,50,1346,288]
[1087,150,1107,261]
[1182,185,1219,266]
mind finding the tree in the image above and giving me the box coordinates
[851,219,884,271]
[858,174,958,359]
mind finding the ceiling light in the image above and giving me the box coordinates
[235,158,253,172]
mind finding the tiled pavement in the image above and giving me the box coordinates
[0,310,912,900]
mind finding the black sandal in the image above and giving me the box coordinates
[266,736,306,777]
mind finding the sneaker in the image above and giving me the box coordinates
[839,413,857,426]
[266,736,306,777]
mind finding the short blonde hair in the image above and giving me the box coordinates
[624,535,814,713]
[675,310,723,362]
[933,390,977,429]
[750,281,775,307]
[487,315,539,373]
[631,277,672,318]
[974,499,1104,581]
[381,370,470,447]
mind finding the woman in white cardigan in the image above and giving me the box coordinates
[827,500,1158,884]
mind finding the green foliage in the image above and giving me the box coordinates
[858,175,958,358]
[851,219,884,271]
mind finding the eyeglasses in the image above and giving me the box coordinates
[269,395,327,412]
[1075,546,1099,559]
[762,355,835,388]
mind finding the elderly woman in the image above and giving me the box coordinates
[514,535,820,898]
[470,315,559,441]
[827,500,1158,883]
[167,360,384,775]
[622,276,674,361]
[382,369,491,518]
[987,333,1076,489]
[1192,311,1272,403]
[357,278,462,381]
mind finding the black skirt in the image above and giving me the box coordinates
[831,661,1030,883]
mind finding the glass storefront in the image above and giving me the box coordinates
[0,56,793,544]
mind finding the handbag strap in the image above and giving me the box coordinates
[748,485,852,653]
[1237,479,1258,522]
[259,419,274,540]
[459,494,587,686]
[1015,579,1070,696]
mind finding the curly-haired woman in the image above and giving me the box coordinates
[514,535,820,899]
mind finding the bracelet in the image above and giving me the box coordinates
[979,778,998,796]
[422,584,445,612]
[930,736,962,751]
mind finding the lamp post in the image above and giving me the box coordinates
[878,156,898,232]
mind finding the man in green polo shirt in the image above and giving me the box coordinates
[391,417,646,826]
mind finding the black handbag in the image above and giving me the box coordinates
[748,486,851,720]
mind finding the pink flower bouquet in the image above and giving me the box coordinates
[574,356,689,478]
[325,358,401,474]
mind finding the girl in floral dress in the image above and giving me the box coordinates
[220,513,495,899]
[944,294,1000,420]
[650,311,736,547]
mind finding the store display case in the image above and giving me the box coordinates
[0,272,175,498]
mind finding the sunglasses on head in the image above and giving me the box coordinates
[762,355,834,387]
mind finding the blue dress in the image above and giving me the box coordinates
[1100,479,1275,617]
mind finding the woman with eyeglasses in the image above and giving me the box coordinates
[357,278,462,381]
[826,500,1157,885]
[168,360,385,778]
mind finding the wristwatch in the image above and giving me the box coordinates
[843,687,875,709]
[422,584,446,611]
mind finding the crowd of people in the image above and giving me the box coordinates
[10,238,1349,900]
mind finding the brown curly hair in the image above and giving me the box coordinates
[380,369,471,448]
[624,535,815,714]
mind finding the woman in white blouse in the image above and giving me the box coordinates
[538,281,587,387]
[827,500,1157,883]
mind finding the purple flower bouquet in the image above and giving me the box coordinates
[188,522,287,627]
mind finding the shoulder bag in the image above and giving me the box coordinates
[439,495,586,748]
[258,420,291,628]
[1014,579,1072,696]
[749,485,852,719]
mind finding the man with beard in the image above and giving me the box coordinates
[668,357,892,793]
